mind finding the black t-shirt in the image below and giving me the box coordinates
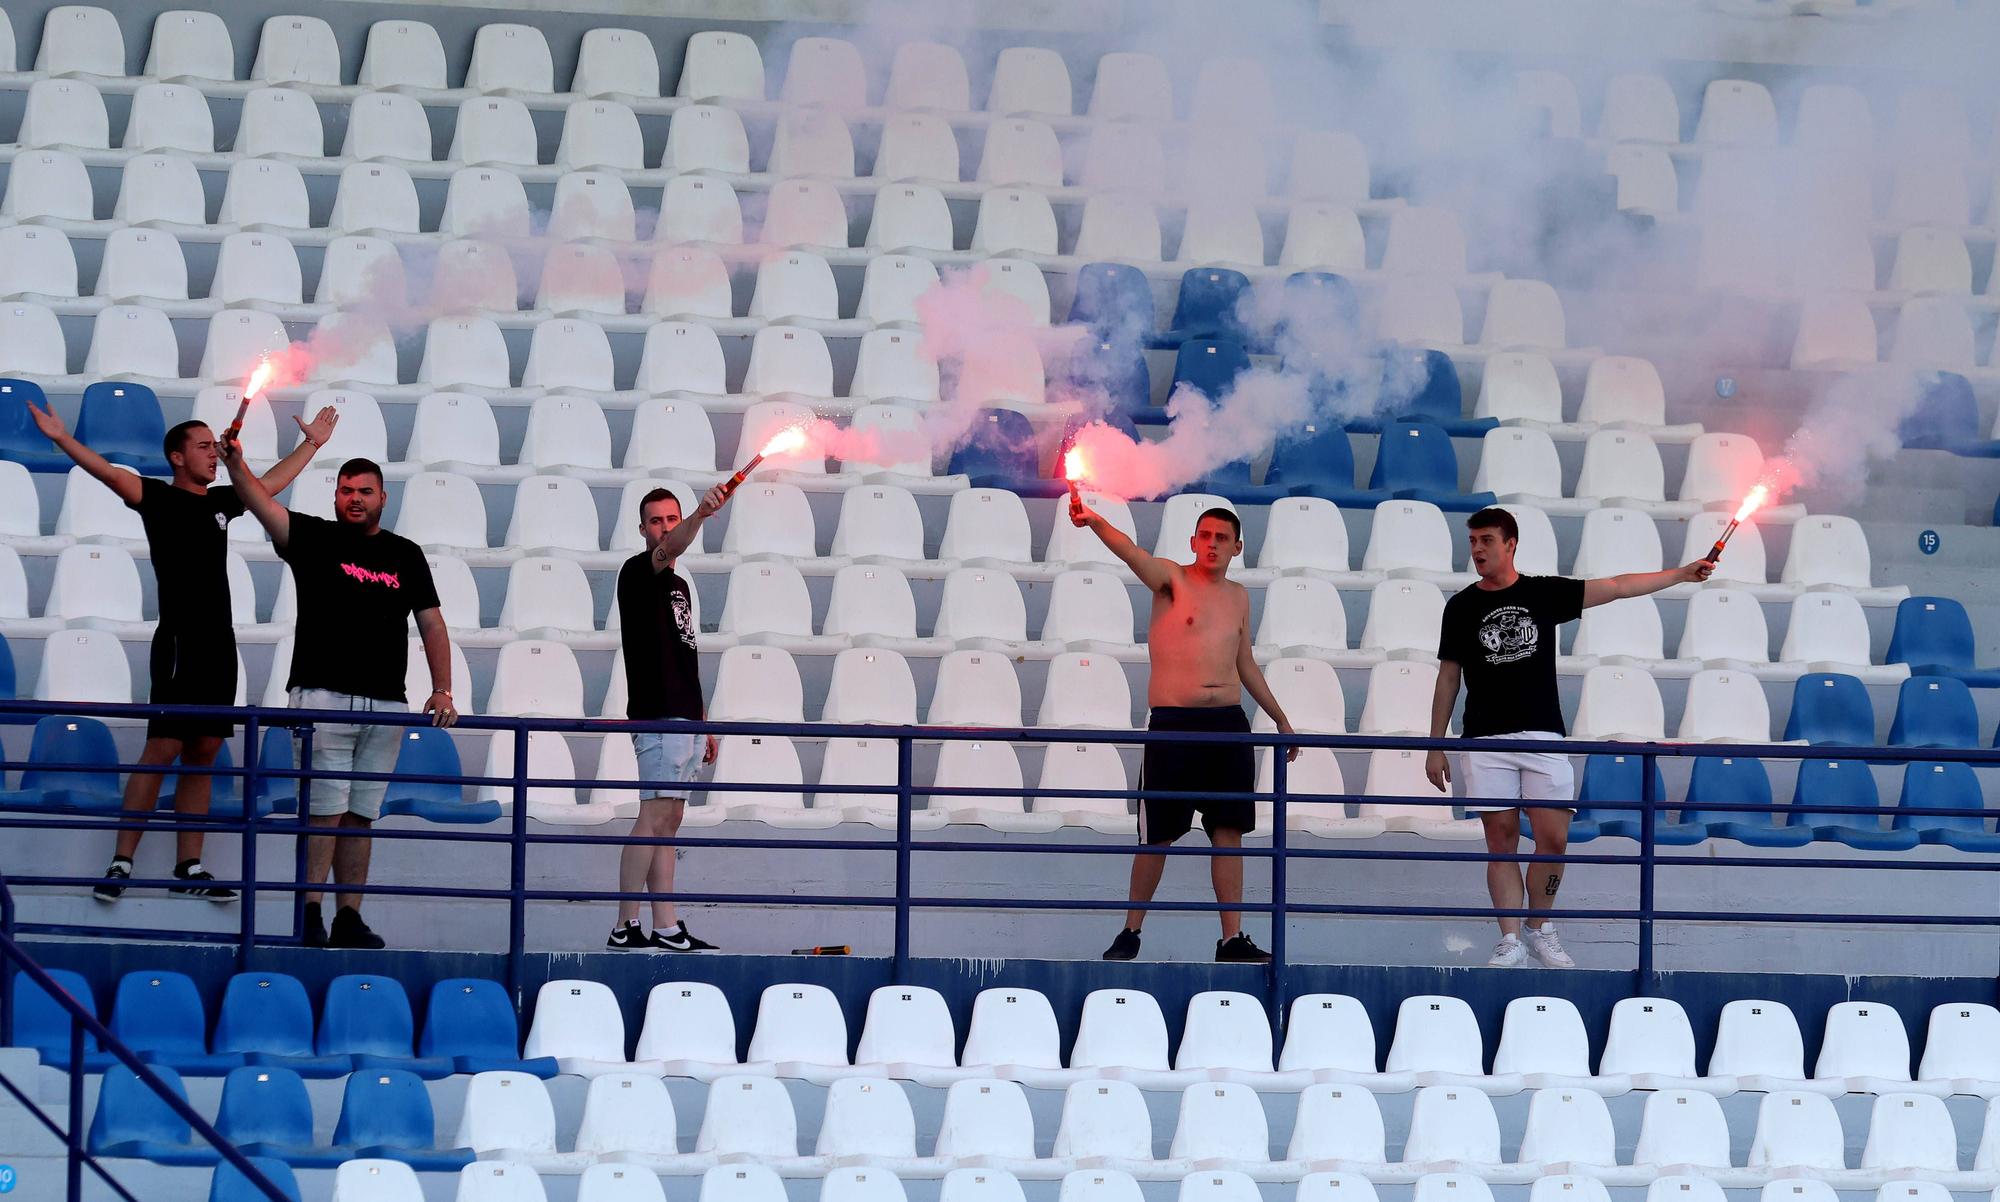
[278,513,441,702]
[1438,575,1586,738]
[129,478,245,633]
[616,554,703,721]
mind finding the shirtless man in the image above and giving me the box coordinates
[1071,495,1298,963]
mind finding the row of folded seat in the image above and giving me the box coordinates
[1619,140,2000,227]
[202,1163,2000,1202]
[25,968,2000,1093]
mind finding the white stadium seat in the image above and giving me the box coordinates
[20,80,110,151]
[750,252,842,321]
[124,83,213,153]
[549,171,638,240]
[1748,1091,1845,1170]
[1081,124,1168,195]
[1633,1091,1732,1168]
[1571,666,1665,741]
[970,191,1059,257]
[466,23,553,94]
[35,631,133,703]
[574,27,659,98]
[451,96,540,167]
[935,1079,1036,1159]
[876,113,962,182]
[867,184,955,253]
[665,104,751,173]
[886,41,970,111]
[1386,996,1484,1077]
[1403,1086,1502,1165]
[38,5,125,77]
[1678,670,1772,743]
[677,31,765,102]
[643,247,734,320]
[696,1077,798,1157]
[988,47,1071,116]
[1860,1094,1958,1171]
[769,109,856,179]
[1052,1079,1152,1160]
[782,36,866,109]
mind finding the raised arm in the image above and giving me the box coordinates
[1582,561,1714,608]
[219,435,291,547]
[652,485,730,574]
[1070,491,1174,594]
[1235,608,1298,762]
[413,607,457,728]
[24,397,142,505]
[256,405,340,496]
[1424,659,1463,791]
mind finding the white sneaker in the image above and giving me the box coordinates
[1524,925,1575,968]
[1487,935,1526,967]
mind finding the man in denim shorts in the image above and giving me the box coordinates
[609,484,731,951]
[227,448,456,949]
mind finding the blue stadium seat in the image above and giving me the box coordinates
[1782,673,1876,747]
[1789,759,1919,851]
[314,975,453,1079]
[75,381,168,476]
[418,978,558,1078]
[332,1069,472,1170]
[212,973,352,1078]
[11,968,113,1072]
[87,1064,221,1165]
[0,378,71,471]
[216,1066,343,1168]
[1572,752,1697,843]
[252,727,299,817]
[1276,271,1360,335]
[1170,338,1252,410]
[1067,262,1156,336]
[1194,457,1289,505]
[0,715,124,812]
[947,407,1043,494]
[1265,421,1384,507]
[1368,419,1497,512]
[1350,348,1494,437]
[1157,267,1251,346]
[1887,596,2000,687]
[208,1156,302,1202]
[157,742,250,819]
[1051,336,1153,426]
[1887,676,1979,749]
[1899,371,1983,453]
[1894,761,2000,853]
[380,728,498,824]
[112,970,244,1076]
[1682,756,1811,848]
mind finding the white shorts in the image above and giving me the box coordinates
[1462,731,1576,815]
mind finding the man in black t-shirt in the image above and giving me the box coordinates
[607,483,732,952]
[1427,507,1713,968]
[225,447,455,950]
[27,398,336,903]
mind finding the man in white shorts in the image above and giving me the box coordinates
[1426,508,1712,967]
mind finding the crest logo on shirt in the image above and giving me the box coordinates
[1477,605,1538,664]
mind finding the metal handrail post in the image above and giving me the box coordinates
[508,721,530,1003]
[239,714,259,971]
[1268,736,1289,1032]
[1638,752,1657,990]
[291,723,314,942]
[67,1020,84,1201]
[893,733,914,980]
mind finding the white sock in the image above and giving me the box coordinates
[1498,932,1521,943]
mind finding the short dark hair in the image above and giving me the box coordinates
[337,457,384,487]
[1196,506,1241,540]
[1467,506,1519,543]
[638,487,682,518]
[164,420,208,460]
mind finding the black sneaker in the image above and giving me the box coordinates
[648,921,717,952]
[1102,928,1142,961]
[169,859,236,902]
[607,922,650,949]
[94,857,132,902]
[329,906,386,950]
[302,902,328,948]
[1216,933,1273,964]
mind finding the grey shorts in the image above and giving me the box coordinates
[292,688,406,820]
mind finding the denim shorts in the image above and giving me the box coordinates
[635,725,703,798]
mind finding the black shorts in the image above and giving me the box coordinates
[146,626,237,741]
[1139,706,1256,844]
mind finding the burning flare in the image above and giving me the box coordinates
[718,424,815,500]
[1063,447,1086,482]
[243,356,279,403]
[1733,483,1771,525]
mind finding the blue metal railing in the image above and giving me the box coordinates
[3,699,1999,1014]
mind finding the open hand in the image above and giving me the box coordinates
[1679,559,1717,584]
[703,734,718,764]
[1277,721,1300,763]
[24,397,66,443]
[1425,749,1452,792]
[294,405,340,451]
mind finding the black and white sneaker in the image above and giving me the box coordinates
[606,922,650,949]
[1102,927,1142,961]
[169,860,236,901]
[94,857,132,902]
[1216,933,1273,964]
[648,921,717,952]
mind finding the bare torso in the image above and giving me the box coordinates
[1145,568,1250,708]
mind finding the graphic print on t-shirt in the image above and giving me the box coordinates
[1477,605,1539,663]
[671,587,696,646]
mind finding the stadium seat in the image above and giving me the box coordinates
[856,257,943,327]
[1169,1081,1270,1164]
[1571,507,1662,578]
[1080,123,1168,194]
[1678,755,1804,849]
[1791,759,1919,851]
[498,557,597,637]
[1633,1090,1731,1167]
[1860,1094,1958,1171]
[1680,514,1767,588]
[1384,995,1485,1081]
[874,112,960,182]
[1677,669,1772,744]
[1164,271,1252,346]
[883,39,970,110]
[548,171,638,240]
[3,150,95,225]
[1073,195,1163,263]
[968,190,1058,257]
[1051,1078,1153,1161]
[441,169,531,239]
[638,249,733,322]
[662,104,751,174]
[1354,580,1444,660]
[0,226,80,298]
[1287,130,1371,205]
[1179,201,1268,268]
[331,1069,469,1170]
[88,1064,218,1165]
[1038,653,1133,729]
[1889,228,1972,295]
[1281,206,1367,273]
[112,969,242,1076]
[1676,588,1772,668]
[316,975,453,1079]
[216,1066,334,1166]
[1783,673,1875,745]
[1894,762,2000,853]
[534,244,625,316]
[1382,208,1470,277]
[125,82,214,153]
[503,475,601,555]
[19,80,110,151]
[36,4,123,76]
[744,328,835,399]
[1404,1085,1502,1163]
[1169,992,1273,1076]
[453,1072,560,1162]
[770,108,856,178]
[1378,279,1467,350]
[1917,1002,2000,1088]
[212,232,305,306]
[1695,79,1778,145]
[1256,577,1353,660]
[1791,298,1877,369]
[1575,430,1679,512]
[73,382,167,476]
[316,238,408,311]
[355,19,444,88]
[1572,753,1685,844]
[935,568,1035,650]
[33,628,133,704]
[1192,55,1274,128]
[1360,500,1458,578]
[341,92,433,162]
[866,184,955,253]
[976,116,1063,189]
[1815,1000,1913,1090]
[1518,1089,1617,1167]
[1255,495,1364,576]
[1747,1090,1845,1170]
[1887,677,1977,748]
[213,973,351,1078]
[451,97,539,167]
[568,26,658,96]
[220,158,312,230]
[696,1076,798,1157]
[623,400,717,475]
[750,251,841,321]
[208,1157,303,1202]
[1888,596,2000,685]
[520,392,614,469]
[466,23,553,94]
[392,472,491,554]
[109,151,205,225]
[948,411,1041,493]
[1893,304,1976,373]
[1572,666,1665,741]
[236,87,325,157]
[761,180,851,250]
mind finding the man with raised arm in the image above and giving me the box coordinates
[26,398,338,904]
[1070,494,1299,963]
[606,484,732,952]
[221,441,454,950]
[1426,507,1713,969]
